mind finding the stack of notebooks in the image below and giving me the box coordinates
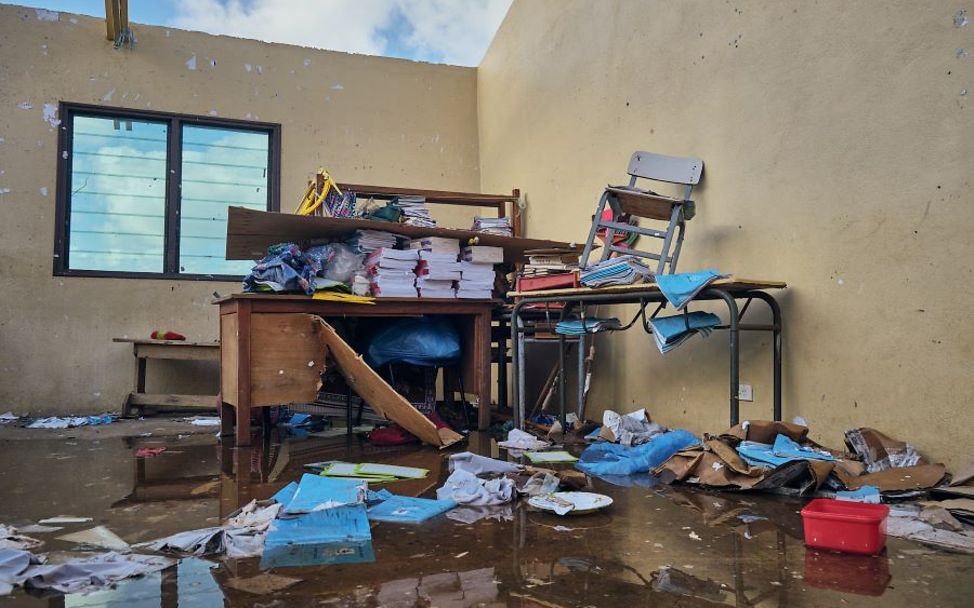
[554,317,623,335]
[398,196,436,228]
[458,246,502,299]
[580,255,654,287]
[365,248,419,297]
[348,229,403,254]
[523,248,580,277]
[471,216,512,237]
[412,236,461,298]
[649,311,720,354]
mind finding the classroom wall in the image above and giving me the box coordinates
[0,4,481,413]
[478,0,973,468]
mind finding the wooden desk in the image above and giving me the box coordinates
[215,294,498,445]
[113,338,220,415]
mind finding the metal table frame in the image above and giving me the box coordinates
[510,286,783,428]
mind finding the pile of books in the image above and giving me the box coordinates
[458,246,502,299]
[412,237,461,298]
[523,248,580,277]
[398,196,436,228]
[365,248,419,297]
[348,229,403,254]
[579,255,654,287]
[471,216,512,237]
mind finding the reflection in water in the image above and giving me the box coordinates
[0,428,972,607]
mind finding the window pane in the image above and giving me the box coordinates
[68,116,168,272]
[179,125,269,275]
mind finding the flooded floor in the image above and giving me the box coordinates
[0,422,972,607]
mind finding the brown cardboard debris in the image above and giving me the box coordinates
[845,427,925,472]
[837,463,946,492]
[949,456,974,487]
[225,573,301,595]
[928,498,974,525]
[721,420,809,444]
[316,318,463,448]
[919,505,964,531]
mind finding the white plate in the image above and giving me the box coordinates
[528,491,614,515]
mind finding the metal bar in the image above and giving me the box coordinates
[706,288,741,425]
[750,291,783,421]
[576,332,585,420]
[496,317,508,410]
[738,297,753,321]
[607,245,662,260]
[597,219,668,239]
[511,301,525,428]
[656,203,683,274]
[580,191,610,268]
[558,333,567,428]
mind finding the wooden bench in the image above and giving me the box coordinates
[113,338,220,415]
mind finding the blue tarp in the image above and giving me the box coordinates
[366,489,457,524]
[575,430,700,477]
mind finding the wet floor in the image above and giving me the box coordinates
[0,427,972,607]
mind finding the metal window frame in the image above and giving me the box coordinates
[53,101,282,281]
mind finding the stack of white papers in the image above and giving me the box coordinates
[457,260,495,299]
[349,229,403,254]
[366,248,419,297]
[416,250,460,298]
[398,196,436,228]
[462,246,503,264]
[409,236,460,255]
[471,216,512,237]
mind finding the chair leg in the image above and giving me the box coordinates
[455,365,471,430]
[580,191,611,268]
[657,204,683,274]
[670,217,687,274]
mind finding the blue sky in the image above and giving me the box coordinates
[5,0,512,66]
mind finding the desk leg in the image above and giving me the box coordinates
[475,311,492,431]
[711,290,741,426]
[510,304,524,429]
[496,317,508,411]
[218,395,235,438]
[236,302,253,446]
[751,292,783,421]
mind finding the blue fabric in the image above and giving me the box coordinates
[649,311,720,353]
[243,242,320,296]
[575,430,699,476]
[365,317,462,368]
[771,433,834,462]
[366,492,457,523]
[655,269,724,310]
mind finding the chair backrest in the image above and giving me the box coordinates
[627,151,703,186]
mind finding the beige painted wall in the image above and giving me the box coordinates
[479,0,973,468]
[0,4,480,413]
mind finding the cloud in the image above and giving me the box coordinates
[170,0,511,66]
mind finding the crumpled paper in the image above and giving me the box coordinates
[436,470,514,506]
[601,409,666,446]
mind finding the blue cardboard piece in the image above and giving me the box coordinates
[260,504,375,569]
[366,492,457,524]
[282,473,364,515]
[271,481,299,506]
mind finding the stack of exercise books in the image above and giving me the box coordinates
[579,255,653,287]
[457,246,502,299]
[471,216,512,237]
[398,196,436,228]
[523,248,580,277]
[411,236,461,298]
[365,248,419,297]
[348,229,403,254]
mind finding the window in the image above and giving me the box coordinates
[54,103,280,279]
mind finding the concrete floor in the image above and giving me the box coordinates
[0,420,971,607]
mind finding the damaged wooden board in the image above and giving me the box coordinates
[315,318,463,448]
[225,207,580,263]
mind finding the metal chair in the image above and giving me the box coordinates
[580,151,704,275]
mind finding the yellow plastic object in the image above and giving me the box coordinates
[296,168,343,216]
[311,291,375,305]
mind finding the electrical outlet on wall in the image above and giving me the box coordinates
[738,384,753,401]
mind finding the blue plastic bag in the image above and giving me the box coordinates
[575,429,699,477]
[365,317,461,368]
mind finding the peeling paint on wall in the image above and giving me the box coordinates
[17,102,32,110]
[303,58,311,67]
[34,8,59,22]
[955,10,968,27]
[331,83,344,90]
[185,55,197,71]
[42,103,60,128]
[102,88,115,102]
[244,63,252,72]
[39,187,48,197]
[958,48,969,59]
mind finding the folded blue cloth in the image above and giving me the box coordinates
[575,429,699,477]
[649,311,720,353]
[655,269,727,309]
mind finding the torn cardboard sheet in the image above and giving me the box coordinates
[722,420,811,445]
[0,527,42,552]
[449,452,521,476]
[56,526,129,552]
[886,515,974,553]
[316,318,462,448]
[834,463,946,492]
[949,456,974,487]
[845,427,925,473]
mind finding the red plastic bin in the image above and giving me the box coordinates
[801,499,889,555]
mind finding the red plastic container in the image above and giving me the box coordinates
[801,499,889,555]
